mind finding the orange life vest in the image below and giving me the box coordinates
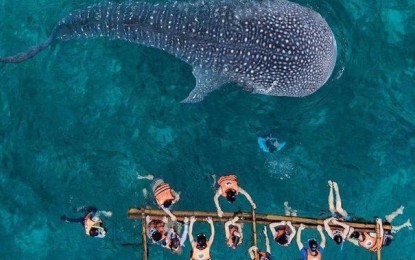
[191,243,211,260]
[255,251,270,260]
[306,248,322,260]
[358,232,382,252]
[154,183,175,206]
[217,175,239,196]
[227,225,242,247]
[84,213,102,236]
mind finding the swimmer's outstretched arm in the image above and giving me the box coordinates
[263,226,271,254]
[207,217,215,246]
[224,220,232,239]
[248,246,257,259]
[296,224,305,250]
[287,221,297,244]
[172,189,180,203]
[188,216,196,244]
[161,206,177,222]
[317,225,326,249]
[376,218,384,239]
[269,222,282,238]
[214,189,224,217]
[331,219,350,239]
[180,217,189,246]
[323,218,334,238]
[239,187,256,209]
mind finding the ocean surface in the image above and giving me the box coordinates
[0,0,414,259]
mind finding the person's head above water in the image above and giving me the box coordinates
[230,231,241,248]
[196,233,207,249]
[333,234,343,244]
[308,239,319,251]
[225,189,237,203]
[90,226,107,238]
[383,234,393,247]
[163,199,174,208]
[169,235,181,251]
[276,233,289,245]
[150,229,163,242]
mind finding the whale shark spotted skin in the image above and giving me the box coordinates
[0,0,337,103]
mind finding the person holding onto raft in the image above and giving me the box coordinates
[297,224,326,260]
[162,217,189,254]
[61,206,111,238]
[268,201,297,246]
[189,216,215,260]
[146,215,169,244]
[225,216,243,249]
[328,180,351,221]
[152,178,180,222]
[269,220,296,247]
[248,226,272,260]
[348,206,412,251]
[323,217,351,246]
[213,174,256,217]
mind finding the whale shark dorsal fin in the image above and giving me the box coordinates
[181,67,230,103]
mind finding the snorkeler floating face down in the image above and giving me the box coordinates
[0,0,337,103]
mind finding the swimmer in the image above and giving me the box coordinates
[152,178,181,221]
[257,133,286,153]
[323,217,350,246]
[189,216,215,260]
[297,224,326,260]
[348,206,412,251]
[61,206,111,238]
[328,180,350,220]
[213,174,256,217]
[146,215,169,244]
[269,220,296,246]
[162,217,189,253]
[225,216,243,249]
[248,226,271,260]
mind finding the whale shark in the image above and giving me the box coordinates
[0,0,337,103]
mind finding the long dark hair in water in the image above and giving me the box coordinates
[0,0,337,103]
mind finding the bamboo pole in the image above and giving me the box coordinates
[141,213,148,260]
[128,208,392,232]
[376,221,381,260]
[252,208,258,259]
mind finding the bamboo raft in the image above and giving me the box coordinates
[129,208,388,260]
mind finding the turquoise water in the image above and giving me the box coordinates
[1,0,414,259]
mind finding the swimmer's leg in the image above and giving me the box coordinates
[333,182,348,217]
[137,173,154,180]
[61,215,84,223]
[284,201,298,216]
[328,180,336,214]
[385,205,404,223]
[210,174,217,188]
[391,219,412,234]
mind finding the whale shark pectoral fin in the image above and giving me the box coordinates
[181,67,229,103]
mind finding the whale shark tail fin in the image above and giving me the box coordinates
[0,34,55,63]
